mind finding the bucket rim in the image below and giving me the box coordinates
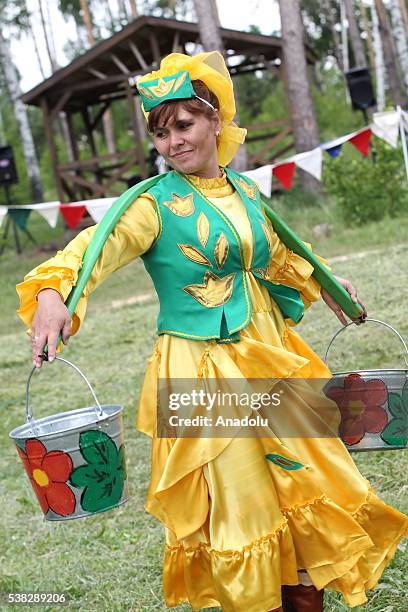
[9,403,123,440]
[330,367,408,377]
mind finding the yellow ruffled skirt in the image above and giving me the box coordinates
[135,275,408,611]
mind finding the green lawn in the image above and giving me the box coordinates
[0,211,407,611]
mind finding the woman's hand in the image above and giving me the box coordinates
[31,288,72,368]
[321,275,367,326]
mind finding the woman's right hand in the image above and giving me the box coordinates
[31,288,72,368]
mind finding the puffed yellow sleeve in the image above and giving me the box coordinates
[263,213,331,310]
[16,194,159,340]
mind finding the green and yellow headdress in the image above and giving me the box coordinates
[136,51,247,167]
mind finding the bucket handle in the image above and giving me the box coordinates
[323,318,408,371]
[26,356,104,424]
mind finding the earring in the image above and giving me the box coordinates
[216,130,220,137]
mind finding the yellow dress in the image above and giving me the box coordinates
[16,174,408,611]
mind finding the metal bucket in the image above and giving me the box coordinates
[9,357,128,520]
[323,319,408,452]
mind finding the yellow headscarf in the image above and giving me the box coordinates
[137,51,247,167]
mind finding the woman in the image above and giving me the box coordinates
[16,52,407,611]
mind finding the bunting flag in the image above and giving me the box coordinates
[59,203,86,230]
[272,162,296,190]
[325,144,343,158]
[292,147,323,180]
[36,202,60,228]
[243,164,273,197]
[371,109,401,148]
[8,208,31,230]
[0,206,7,228]
[349,128,372,157]
[86,198,116,223]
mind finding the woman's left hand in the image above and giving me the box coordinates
[321,275,367,326]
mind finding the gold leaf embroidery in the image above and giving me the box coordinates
[148,77,174,98]
[261,222,273,257]
[197,212,210,248]
[183,271,236,308]
[214,232,229,269]
[178,244,213,267]
[172,71,187,92]
[236,177,257,200]
[163,192,194,216]
[138,85,154,100]
[253,267,271,281]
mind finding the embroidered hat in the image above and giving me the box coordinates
[136,51,247,166]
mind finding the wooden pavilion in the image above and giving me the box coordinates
[21,15,317,202]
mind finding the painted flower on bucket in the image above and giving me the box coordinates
[69,430,126,513]
[16,439,76,516]
[325,373,388,446]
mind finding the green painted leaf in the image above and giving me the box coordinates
[79,430,119,467]
[402,381,408,414]
[388,393,405,419]
[381,418,408,447]
[265,453,304,470]
[71,430,126,513]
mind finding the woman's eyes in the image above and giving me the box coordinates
[154,122,193,138]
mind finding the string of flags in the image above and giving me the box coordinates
[0,108,407,232]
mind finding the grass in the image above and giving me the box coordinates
[0,209,407,611]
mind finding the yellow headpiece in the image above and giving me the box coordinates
[137,51,247,167]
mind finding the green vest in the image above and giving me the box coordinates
[141,167,304,343]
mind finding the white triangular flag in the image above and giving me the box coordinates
[242,164,273,197]
[293,148,323,180]
[402,110,408,133]
[371,109,401,148]
[35,201,60,228]
[0,206,7,227]
[86,198,116,223]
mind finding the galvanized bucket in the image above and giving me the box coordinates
[323,319,408,452]
[9,357,128,520]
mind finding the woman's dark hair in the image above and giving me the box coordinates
[147,80,219,133]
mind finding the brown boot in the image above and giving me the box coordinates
[281,584,324,611]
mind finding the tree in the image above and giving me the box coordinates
[374,0,405,106]
[192,0,248,171]
[277,0,320,192]
[343,0,367,67]
[0,29,43,202]
[371,2,386,111]
[78,0,116,154]
[389,0,408,95]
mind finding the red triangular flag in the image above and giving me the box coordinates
[349,128,372,157]
[59,204,86,229]
[272,162,296,190]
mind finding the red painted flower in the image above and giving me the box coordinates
[325,373,388,446]
[16,439,76,516]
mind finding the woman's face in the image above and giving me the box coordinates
[152,107,221,178]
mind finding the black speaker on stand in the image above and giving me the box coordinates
[0,144,36,256]
[345,67,376,125]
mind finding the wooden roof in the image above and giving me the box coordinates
[21,15,317,111]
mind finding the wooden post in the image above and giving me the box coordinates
[41,96,65,202]
[81,106,105,189]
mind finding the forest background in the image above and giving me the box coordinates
[0,0,407,226]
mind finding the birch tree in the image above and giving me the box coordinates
[193,0,248,171]
[79,0,116,154]
[277,0,320,192]
[389,0,408,95]
[371,3,386,111]
[343,0,367,67]
[0,29,43,201]
[374,0,405,106]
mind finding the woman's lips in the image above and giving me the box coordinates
[172,150,193,159]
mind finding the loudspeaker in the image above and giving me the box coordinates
[0,145,18,186]
[345,67,376,110]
